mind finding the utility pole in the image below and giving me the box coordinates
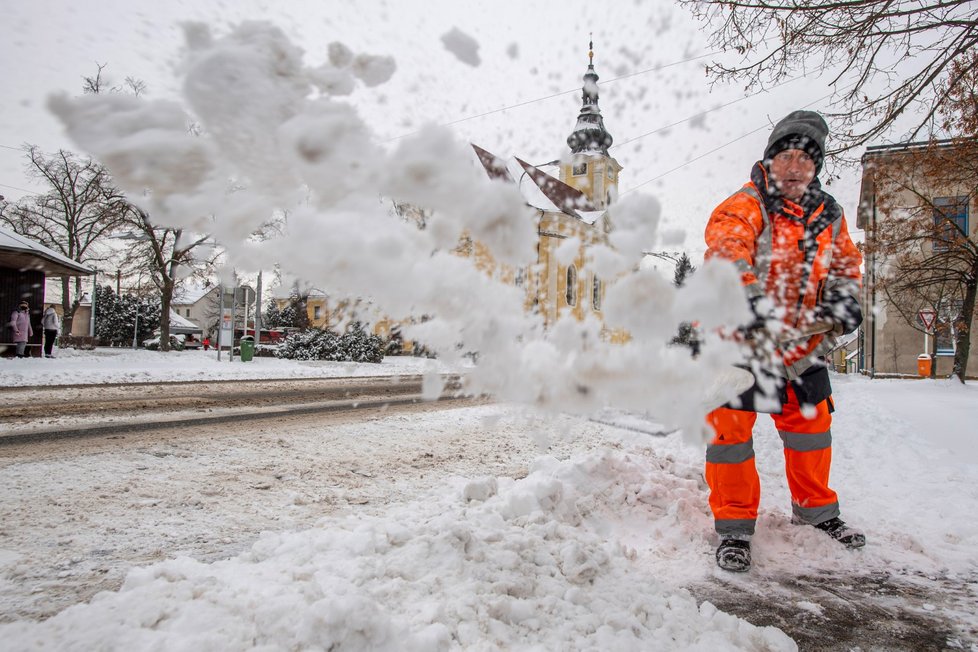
[90,270,97,338]
[255,270,263,343]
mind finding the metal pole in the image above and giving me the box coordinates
[869,191,877,378]
[255,270,263,343]
[132,306,139,349]
[244,287,251,337]
[217,285,224,362]
[90,270,97,338]
[230,285,236,362]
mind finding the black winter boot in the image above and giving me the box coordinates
[716,537,751,572]
[814,517,866,549]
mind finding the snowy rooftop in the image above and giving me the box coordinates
[172,285,217,305]
[0,225,93,277]
[473,144,604,224]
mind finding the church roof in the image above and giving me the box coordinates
[566,40,613,155]
[470,144,603,224]
[471,144,515,182]
[513,158,598,220]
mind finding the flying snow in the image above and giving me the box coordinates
[46,20,752,441]
[440,27,482,67]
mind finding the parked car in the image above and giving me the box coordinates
[142,333,202,351]
[182,334,203,350]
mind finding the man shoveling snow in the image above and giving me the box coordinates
[703,110,866,572]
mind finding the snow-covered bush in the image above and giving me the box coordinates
[339,323,385,363]
[276,325,383,363]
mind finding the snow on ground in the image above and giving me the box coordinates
[1,352,976,650]
[0,347,456,387]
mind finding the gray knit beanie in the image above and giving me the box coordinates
[764,110,828,173]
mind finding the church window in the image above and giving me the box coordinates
[514,267,526,287]
[566,265,578,306]
[592,276,602,311]
[572,162,587,176]
[606,166,614,180]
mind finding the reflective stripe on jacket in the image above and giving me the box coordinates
[705,163,862,379]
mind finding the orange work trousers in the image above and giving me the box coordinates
[705,385,839,537]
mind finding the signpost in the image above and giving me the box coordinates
[918,308,937,362]
[217,286,236,361]
[918,308,937,331]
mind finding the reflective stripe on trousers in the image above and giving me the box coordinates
[706,385,840,536]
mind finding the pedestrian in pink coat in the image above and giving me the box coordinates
[10,301,33,358]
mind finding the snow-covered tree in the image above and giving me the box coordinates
[275,291,311,330]
[94,284,160,346]
[263,298,283,329]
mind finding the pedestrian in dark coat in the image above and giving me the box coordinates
[42,304,60,358]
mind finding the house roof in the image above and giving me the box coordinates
[168,309,203,334]
[471,144,604,224]
[0,225,93,277]
[172,285,217,305]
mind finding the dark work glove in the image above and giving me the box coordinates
[741,295,777,336]
[815,289,862,335]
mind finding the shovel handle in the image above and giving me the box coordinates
[778,320,836,344]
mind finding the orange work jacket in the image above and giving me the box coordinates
[705,165,862,378]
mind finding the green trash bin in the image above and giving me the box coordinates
[239,335,255,362]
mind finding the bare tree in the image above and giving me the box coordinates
[79,64,218,351]
[0,146,130,335]
[678,0,978,153]
[117,205,218,351]
[868,138,977,382]
[82,62,146,97]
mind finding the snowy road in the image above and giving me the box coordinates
[0,375,471,444]
[0,394,613,623]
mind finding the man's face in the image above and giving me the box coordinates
[768,149,816,202]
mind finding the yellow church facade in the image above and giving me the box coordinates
[372,46,626,347]
[466,44,622,332]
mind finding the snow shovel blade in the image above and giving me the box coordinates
[700,320,836,412]
[701,365,755,412]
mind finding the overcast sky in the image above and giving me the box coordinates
[1,0,872,259]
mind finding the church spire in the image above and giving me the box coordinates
[566,36,613,155]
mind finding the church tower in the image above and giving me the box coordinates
[559,38,622,213]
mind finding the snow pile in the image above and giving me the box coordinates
[0,451,793,651]
[45,21,752,441]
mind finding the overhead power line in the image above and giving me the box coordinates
[613,74,805,149]
[0,182,37,195]
[620,83,856,195]
[385,48,723,142]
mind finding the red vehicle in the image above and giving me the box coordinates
[235,328,292,345]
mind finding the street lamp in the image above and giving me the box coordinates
[132,303,141,349]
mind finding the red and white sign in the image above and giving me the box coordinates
[918,308,937,331]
